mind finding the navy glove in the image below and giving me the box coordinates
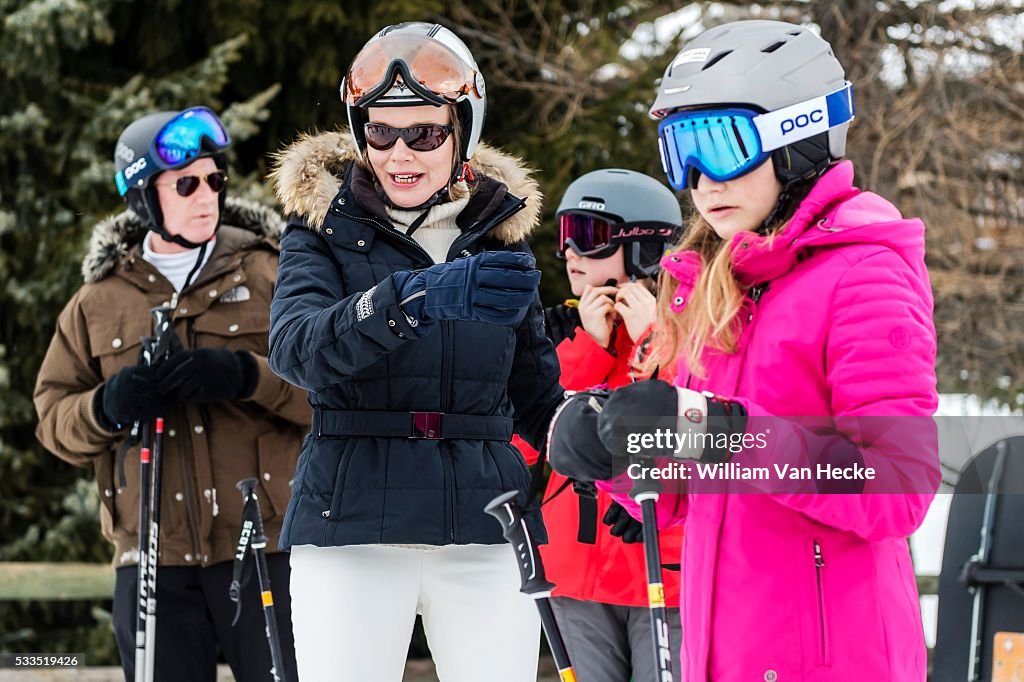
[97,364,169,431]
[393,251,541,331]
[157,348,259,404]
[603,501,644,543]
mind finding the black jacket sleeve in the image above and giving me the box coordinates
[508,243,565,450]
[268,222,418,392]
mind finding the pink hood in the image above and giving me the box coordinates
[606,162,939,681]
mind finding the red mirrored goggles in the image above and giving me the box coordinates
[343,34,482,106]
[556,211,677,259]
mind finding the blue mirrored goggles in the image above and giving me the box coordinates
[115,107,230,196]
[656,82,854,190]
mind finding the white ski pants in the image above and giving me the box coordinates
[289,543,541,681]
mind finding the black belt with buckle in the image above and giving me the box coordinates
[312,408,514,441]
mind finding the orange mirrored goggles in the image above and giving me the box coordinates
[343,33,482,106]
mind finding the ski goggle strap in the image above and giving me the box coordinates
[342,33,483,107]
[657,82,855,190]
[557,212,677,259]
[115,107,231,196]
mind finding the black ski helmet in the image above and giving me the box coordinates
[556,169,683,279]
[113,107,231,248]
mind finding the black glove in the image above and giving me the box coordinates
[596,379,684,459]
[546,388,617,482]
[157,348,259,404]
[602,501,643,543]
[97,364,168,431]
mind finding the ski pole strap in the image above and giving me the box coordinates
[229,484,261,627]
[312,408,513,441]
[573,481,598,544]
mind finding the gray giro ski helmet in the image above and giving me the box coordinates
[650,20,853,191]
[341,22,486,165]
[556,169,683,279]
[113,107,230,248]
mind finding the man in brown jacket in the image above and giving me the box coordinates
[34,107,308,682]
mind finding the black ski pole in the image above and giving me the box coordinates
[133,336,156,681]
[138,304,175,682]
[234,478,288,682]
[629,463,675,682]
[965,439,1007,682]
[140,303,174,679]
[485,490,577,682]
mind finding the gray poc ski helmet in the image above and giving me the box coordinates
[650,20,853,194]
[556,169,683,279]
[341,22,486,167]
[113,107,231,248]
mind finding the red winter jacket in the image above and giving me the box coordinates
[514,313,683,607]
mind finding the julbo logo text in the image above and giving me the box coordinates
[780,109,824,135]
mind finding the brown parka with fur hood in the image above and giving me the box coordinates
[34,198,310,568]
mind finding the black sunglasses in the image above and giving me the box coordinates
[160,171,228,197]
[364,123,453,152]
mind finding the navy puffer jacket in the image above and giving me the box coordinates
[268,130,561,548]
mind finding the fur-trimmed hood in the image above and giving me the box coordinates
[81,197,285,284]
[269,130,542,245]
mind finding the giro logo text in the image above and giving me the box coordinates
[780,109,824,135]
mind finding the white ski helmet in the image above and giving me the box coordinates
[341,22,486,165]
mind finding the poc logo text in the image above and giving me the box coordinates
[780,109,824,136]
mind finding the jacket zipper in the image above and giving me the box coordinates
[747,283,765,323]
[179,439,204,561]
[176,315,203,562]
[440,321,457,542]
[337,210,434,266]
[814,540,831,666]
[445,197,527,261]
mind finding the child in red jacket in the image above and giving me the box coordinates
[514,169,684,681]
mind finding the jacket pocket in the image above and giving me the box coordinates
[191,312,269,353]
[813,539,832,667]
[93,452,119,533]
[257,429,301,518]
[327,439,357,521]
[89,317,150,378]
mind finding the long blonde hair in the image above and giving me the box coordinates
[644,184,813,378]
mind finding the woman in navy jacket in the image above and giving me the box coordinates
[267,21,562,682]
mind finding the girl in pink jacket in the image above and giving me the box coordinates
[547,20,940,681]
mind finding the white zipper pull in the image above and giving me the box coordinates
[211,488,219,517]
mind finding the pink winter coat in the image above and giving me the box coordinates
[605,161,939,681]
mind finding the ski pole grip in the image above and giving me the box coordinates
[236,477,258,498]
[484,491,555,596]
[629,456,663,500]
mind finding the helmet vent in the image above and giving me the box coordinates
[701,50,733,70]
[761,40,787,53]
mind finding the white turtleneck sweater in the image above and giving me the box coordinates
[387,195,470,264]
[142,232,215,292]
